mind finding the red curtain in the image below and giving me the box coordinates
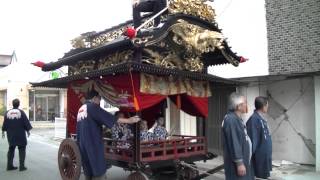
[101,73,166,111]
[66,86,83,135]
[170,94,208,118]
[66,73,166,134]
[66,73,208,134]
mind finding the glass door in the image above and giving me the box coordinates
[48,96,59,122]
[35,96,47,121]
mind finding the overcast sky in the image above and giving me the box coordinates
[0,0,268,78]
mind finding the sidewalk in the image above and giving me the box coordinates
[196,156,320,180]
[30,121,55,129]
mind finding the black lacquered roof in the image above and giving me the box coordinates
[41,14,242,72]
[32,62,240,88]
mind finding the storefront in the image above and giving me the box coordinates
[29,88,66,121]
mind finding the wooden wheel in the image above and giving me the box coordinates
[58,139,82,180]
[127,171,149,180]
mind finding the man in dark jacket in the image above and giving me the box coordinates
[76,90,140,180]
[222,92,254,180]
[2,99,32,171]
[247,96,272,179]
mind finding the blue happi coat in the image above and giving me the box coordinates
[222,111,254,180]
[2,108,32,146]
[153,126,168,140]
[246,111,272,178]
[140,131,154,142]
[76,101,116,177]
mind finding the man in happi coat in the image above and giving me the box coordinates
[76,90,140,180]
[222,93,254,180]
[140,120,154,142]
[153,116,168,140]
[2,99,32,171]
[247,96,272,179]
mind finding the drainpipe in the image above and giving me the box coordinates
[315,75,320,171]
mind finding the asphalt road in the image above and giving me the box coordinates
[0,129,223,180]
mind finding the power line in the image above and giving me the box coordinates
[217,0,233,17]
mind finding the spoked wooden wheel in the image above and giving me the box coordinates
[58,139,82,180]
[127,171,149,180]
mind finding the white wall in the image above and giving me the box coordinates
[180,111,197,136]
[59,90,66,118]
[239,77,316,164]
[165,98,197,136]
[6,82,29,113]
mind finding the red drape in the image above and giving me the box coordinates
[170,94,208,118]
[66,73,208,135]
[67,73,166,134]
[67,86,83,135]
[101,73,166,111]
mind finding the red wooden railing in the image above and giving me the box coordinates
[104,135,207,163]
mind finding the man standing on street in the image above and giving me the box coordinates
[247,96,272,179]
[221,92,254,180]
[77,90,140,180]
[2,98,32,171]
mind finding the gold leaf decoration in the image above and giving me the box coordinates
[184,57,204,72]
[69,60,95,75]
[171,20,224,55]
[98,51,133,69]
[169,0,216,22]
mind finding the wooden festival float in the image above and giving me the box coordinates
[32,0,246,179]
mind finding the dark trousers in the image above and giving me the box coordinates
[133,0,167,28]
[7,145,26,168]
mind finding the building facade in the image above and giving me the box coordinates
[207,0,320,170]
[231,0,320,169]
[0,61,67,121]
[266,0,320,75]
[235,75,316,165]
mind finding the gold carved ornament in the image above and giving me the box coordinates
[69,51,133,76]
[142,49,184,69]
[140,74,211,97]
[184,57,204,72]
[169,0,216,22]
[170,20,224,55]
[69,60,96,75]
[71,27,127,49]
[98,51,133,70]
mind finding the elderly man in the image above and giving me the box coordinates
[76,90,140,180]
[221,92,254,180]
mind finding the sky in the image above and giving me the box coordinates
[0,0,269,78]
